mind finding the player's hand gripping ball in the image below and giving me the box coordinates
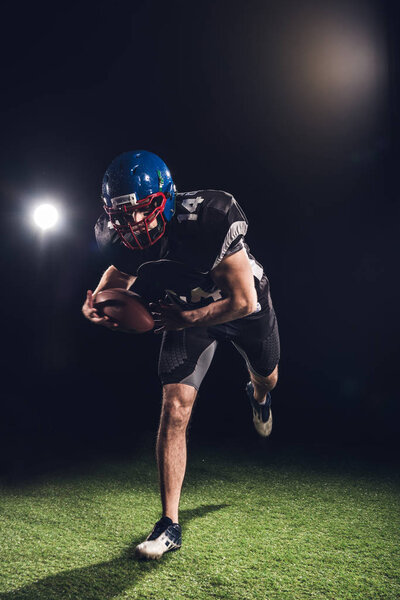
[94,289,154,333]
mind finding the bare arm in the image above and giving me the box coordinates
[152,248,257,332]
[92,265,136,295]
[82,265,137,328]
[188,247,257,325]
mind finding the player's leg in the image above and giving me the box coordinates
[232,310,280,437]
[135,382,198,560]
[249,364,278,403]
[156,328,217,521]
[156,382,197,524]
[135,327,217,560]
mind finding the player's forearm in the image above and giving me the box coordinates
[93,265,136,295]
[183,296,255,327]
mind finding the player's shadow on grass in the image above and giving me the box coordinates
[0,504,228,600]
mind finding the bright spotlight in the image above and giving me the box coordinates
[33,204,59,230]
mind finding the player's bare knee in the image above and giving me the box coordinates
[161,399,191,430]
[251,365,278,392]
[161,384,196,430]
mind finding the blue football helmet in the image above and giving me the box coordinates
[102,150,176,250]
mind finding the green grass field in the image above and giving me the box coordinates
[0,441,399,600]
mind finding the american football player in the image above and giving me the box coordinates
[82,150,280,560]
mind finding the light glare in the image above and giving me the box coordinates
[33,204,59,230]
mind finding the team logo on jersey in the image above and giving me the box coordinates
[166,286,222,306]
[190,287,222,303]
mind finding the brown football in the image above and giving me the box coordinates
[94,288,154,333]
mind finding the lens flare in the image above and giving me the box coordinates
[33,204,59,230]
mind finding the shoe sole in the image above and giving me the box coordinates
[135,544,181,561]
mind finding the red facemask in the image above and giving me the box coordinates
[104,192,168,250]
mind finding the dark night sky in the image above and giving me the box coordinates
[1,0,399,470]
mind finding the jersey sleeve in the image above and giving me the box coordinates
[202,191,248,270]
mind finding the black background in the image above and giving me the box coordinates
[1,0,399,474]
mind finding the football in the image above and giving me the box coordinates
[94,288,155,333]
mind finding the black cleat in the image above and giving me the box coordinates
[135,516,182,560]
[245,381,273,437]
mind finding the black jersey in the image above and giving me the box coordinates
[95,190,271,316]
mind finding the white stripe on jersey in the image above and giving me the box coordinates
[249,256,264,281]
[212,220,248,269]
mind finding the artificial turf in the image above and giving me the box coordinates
[0,441,399,600]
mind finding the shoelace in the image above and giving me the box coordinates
[148,517,173,541]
